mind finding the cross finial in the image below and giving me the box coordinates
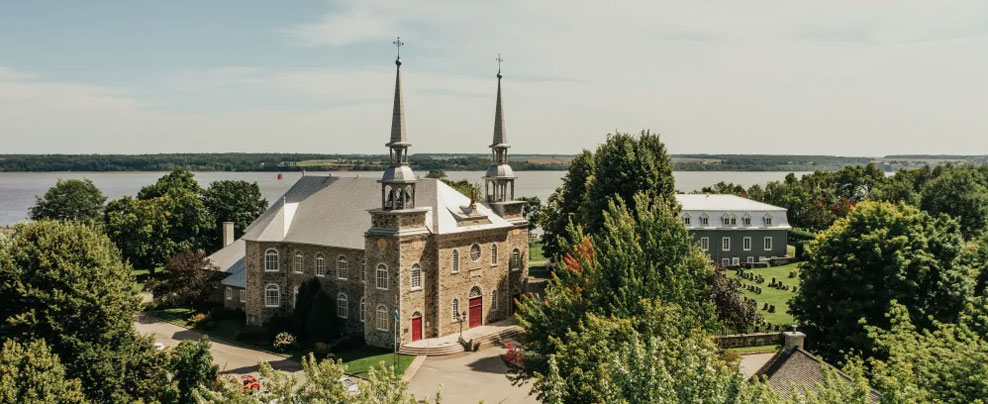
[496,53,504,78]
[393,36,404,57]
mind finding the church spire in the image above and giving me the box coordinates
[483,53,516,204]
[380,36,416,210]
[389,36,407,146]
[491,53,507,149]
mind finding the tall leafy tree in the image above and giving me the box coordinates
[29,178,106,223]
[518,196,544,232]
[0,339,87,404]
[148,250,222,309]
[541,150,593,259]
[790,201,974,362]
[202,180,268,248]
[137,168,201,199]
[104,196,173,274]
[0,220,173,403]
[170,337,218,404]
[919,166,988,239]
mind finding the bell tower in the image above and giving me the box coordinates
[483,54,526,223]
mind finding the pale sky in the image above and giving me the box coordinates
[1,1,986,156]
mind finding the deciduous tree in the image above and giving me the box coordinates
[148,250,222,309]
[202,180,268,249]
[170,336,218,404]
[790,201,974,362]
[0,339,87,404]
[29,178,106,223]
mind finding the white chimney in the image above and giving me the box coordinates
[783,331,806,350]
[222,221,235,247]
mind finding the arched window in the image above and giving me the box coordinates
[337,293,349,318]
[491,289,498,312]
[337,256,349,279]
[452,298,460,321]
[375,305,389,331]
[264,284,280,307]
[470,244,481,262]
[510,248,521,271]
[375,264,388,290]
[451,250,460,273]
[293,252,303,273]
[410,264,422,290]
[469,286,482,298]
[264,249,279,272]
[490,244,498,265]
[315,254,326,277]
[359,297,366,322]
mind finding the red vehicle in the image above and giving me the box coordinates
[240,375,260,393]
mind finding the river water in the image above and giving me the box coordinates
[0,170,808,225]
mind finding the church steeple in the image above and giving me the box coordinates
[484,54,516,203]
[380,36,416,210]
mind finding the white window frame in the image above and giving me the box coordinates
[700,237,709,251]
[225,287,232,300]
[375,264,388,290]
[315,254,326,277]
[359,297,366,322]
[337,293,349,318]
[264,249,279,272]
[682,214,691,225]
[743,237,751,251]
[764,236,773,251]
[700,215,709,226]
[722,237,731,251]
[747,256,755,263]
[337,255,348,280]
[410,263,422,291]
[293,252,303,273]
[510,248,522,271]
[292,286,298,308]
[264,284,280,307]
[764,214,773,226]
[375,305,389,331]
[743,215,751,226]
[470,244,482,262]
[238,289,245,303]
[732,257,740,266]
[721,258,730,267]
[491,290,498,312]
[452,250,460,273]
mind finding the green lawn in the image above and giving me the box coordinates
[529,241,546,262]
[725,263,801,325]
[145,307,195,327]
[728,344,781,355]
[335,346,414,378]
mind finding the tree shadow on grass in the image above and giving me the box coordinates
[220,358,303,375]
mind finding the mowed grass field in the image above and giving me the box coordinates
[725,262,801,325]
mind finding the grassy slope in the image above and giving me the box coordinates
[725,263,801,325]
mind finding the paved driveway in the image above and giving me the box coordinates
[408,346,539,404]
[135,314,303,378]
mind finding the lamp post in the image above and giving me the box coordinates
[458,310,466,343]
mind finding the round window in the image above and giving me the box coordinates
[469,244,482,261]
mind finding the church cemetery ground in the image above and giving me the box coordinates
[726,262,801,325]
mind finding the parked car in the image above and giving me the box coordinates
[240,375,260,393]
[338,377,359,396]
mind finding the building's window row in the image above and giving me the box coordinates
[316,254,327,276]
[684,213,776,227]
[337,256,348,280]
[294,252,303,273]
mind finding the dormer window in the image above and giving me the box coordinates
[742,215,751,226]
[682,215,691,225]
[763,214,773,226]
[699,214,709,226]
[722,214,737,226]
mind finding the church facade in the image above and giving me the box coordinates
[209,52,529,349]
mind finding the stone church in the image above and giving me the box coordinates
[208,53,530,349]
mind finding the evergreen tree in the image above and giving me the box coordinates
[29,178,106,223]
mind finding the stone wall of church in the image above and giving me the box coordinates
[243,240,366,338]
[362,234,402,348]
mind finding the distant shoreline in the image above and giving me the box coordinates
[1,153,986,173]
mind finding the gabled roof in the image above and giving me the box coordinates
[676,194,786,211]
[752,347,878,401]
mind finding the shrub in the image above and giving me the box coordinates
[187,313,207,328]
[235,327,264,345]
[273,332,297,352]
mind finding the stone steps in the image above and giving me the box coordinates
[398,343,464,356]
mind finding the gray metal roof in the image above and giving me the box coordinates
[382,165,416,183]
[677,194,791,230]
[220,259,246,288]
[484,163,515,179]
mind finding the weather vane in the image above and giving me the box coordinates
[393,36,404,58]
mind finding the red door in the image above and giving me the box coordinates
[469,297,483,328]
[411,315,422,342]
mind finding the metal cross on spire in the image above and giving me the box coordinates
[496,53,503,78]
[393,36,404,58]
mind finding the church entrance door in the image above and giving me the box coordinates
[469,297,482,328]
[411,313,422,342]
